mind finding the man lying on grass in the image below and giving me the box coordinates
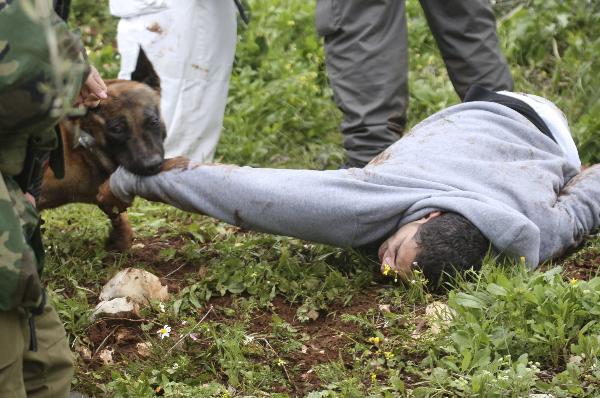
[98,86,600,286]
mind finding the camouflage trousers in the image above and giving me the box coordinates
[0,174,73,398]
[0,302,74,398]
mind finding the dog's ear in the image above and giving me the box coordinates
[131,47,161,94]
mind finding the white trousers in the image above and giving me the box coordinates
[112,0,237,161]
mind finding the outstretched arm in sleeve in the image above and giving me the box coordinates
[101,158,405,248]
[540,164,600,262]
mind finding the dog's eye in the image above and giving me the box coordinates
[110,124,125,136]
[106,120,128,140]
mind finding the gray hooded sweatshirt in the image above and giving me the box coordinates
[109,101,600,268]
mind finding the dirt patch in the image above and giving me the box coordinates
[146,22,163,34]
[538,236,600,281]
[557,250,600,281]
[367,151,390,166]
[84,319,146,369]
[245,290,382,395]
[80,287,384,395]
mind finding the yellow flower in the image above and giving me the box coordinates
[371,373,377,383]
[157,325,172,339]
[367,336,381,345]
[384,351,394,360]
[382,263,392,276]
[570,278,579,285]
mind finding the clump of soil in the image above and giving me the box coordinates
[560,251,600,281]
[85,319,146,368]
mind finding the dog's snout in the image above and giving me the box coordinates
[142,154,164,174]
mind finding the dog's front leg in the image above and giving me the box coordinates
[97,179,133,251]
[105,212,133,251]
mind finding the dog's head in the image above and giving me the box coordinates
[79,49,166,176]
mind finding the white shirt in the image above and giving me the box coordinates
[498,91,581,171]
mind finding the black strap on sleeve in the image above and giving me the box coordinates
[464,84,555,143]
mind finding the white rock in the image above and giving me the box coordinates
[98,348,114,365]
[529,394,555,398]
[568,355,583,364]
[424,301,454,335]
[378,304,392,313]
[136,342,152,358]
[75,345,92,361]
[99,267,169,305]
[425,301,453,321]
[92,297,140,319]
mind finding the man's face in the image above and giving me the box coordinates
[378,211,442,280]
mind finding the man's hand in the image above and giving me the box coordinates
[77,65,108,108]
[25,193,36,208]
[96,179,131,216]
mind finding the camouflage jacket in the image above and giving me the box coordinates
[0,0,86,311]
[0,0,87,176]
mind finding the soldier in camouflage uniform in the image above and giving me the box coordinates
[0,1,106,396]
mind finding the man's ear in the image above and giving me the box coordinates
[131,47,161,94]
[417,211,443,224]
[425,211,442,220]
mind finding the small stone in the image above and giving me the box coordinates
[98,348,114,365]
[75,345,92,361]
[378,304,391,313]
[306,309,319,321]
[568,355,583,364]
[301,369,314,381]
[425,301,453,321]
[136,342,152,358]
[424,301,454,335]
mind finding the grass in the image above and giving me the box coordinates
[40,0,600,396]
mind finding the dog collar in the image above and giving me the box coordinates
[78,129,96,149]
[77,129,118,175]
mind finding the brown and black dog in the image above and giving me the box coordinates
[39,50,165,251]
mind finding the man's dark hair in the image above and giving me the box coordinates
[413,212,489,287]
